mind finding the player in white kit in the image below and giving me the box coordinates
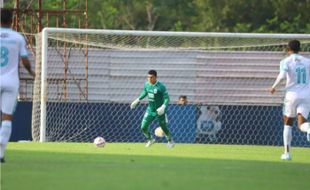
[0,9,35,163]
[269,40,310,161]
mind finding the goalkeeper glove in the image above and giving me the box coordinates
[156,104,166,115]
[130,98,140,109]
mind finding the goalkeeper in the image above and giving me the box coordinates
[130,70,174,148]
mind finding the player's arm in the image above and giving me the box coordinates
[269,61,287,94]
[20,36,35,78]
[138,86,148,100]
[270,72,286,92]
[21,57,35,78]
[130,84,147,109]
[157,85,169,115]
[163,88,169,106]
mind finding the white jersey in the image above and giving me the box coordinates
[1,28,29,115]
[1,27,28,77]
[280,54,310,98]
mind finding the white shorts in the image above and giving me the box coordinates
[0,76,19,115]
[283,92,310,118]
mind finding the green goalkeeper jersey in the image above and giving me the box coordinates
[138,81,170,113]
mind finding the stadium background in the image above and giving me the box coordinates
[5,0,310,146]
[2,1,310,190]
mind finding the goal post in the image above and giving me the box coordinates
[33,27,310,146]
[39,28,48,142]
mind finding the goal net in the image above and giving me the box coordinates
[32,28,310,147]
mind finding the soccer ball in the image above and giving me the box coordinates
[154,127,165,137]
[93,136,106,147]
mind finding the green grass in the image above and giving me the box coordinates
[1,142,310,190]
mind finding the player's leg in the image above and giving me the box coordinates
[0,87,18,163]
[282,116,293,160]
[157,114,171,140]
[0,92,3,163]
[141,112,156,147]
[281,97,296,160]
[157,114,174,148]
[297,114,310,140]
[296,100,310,141]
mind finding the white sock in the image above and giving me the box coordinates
[283,125,292,154]
[0,120,12,158]
[300,122,310,133]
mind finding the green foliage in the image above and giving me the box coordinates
[86,0,310,33]
[3,0,310,33]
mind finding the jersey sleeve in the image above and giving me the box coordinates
[279,60,288,73]
[271,59,287,89]
[161,84,170,106]
[19,35,29,58]
[138,83,148,100]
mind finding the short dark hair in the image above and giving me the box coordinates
[179,95,187,99]
[1,9,13,25]
[148,70,157,77]
[288,40,301,53]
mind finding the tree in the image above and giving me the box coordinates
[4,0,310,33]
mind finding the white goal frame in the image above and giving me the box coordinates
[39,27,310,142]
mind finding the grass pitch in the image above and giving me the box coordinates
[1,142,309,190]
